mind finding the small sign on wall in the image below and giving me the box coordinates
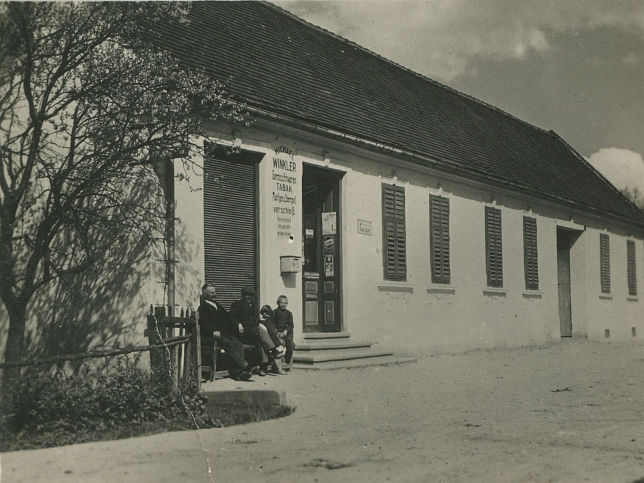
[357,219,372,236]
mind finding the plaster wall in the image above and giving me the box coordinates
[570,228,644,341]
[170,123,643,355]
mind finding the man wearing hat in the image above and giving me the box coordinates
[230,286,282,375]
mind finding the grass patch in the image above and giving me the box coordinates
[0,355,293,452]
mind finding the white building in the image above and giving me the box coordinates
[153,2,644,357]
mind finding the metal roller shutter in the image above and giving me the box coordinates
[203,143,261,310]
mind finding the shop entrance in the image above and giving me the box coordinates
[302,165,343,332]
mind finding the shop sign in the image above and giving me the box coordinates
[272,145,298,237]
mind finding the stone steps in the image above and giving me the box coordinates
[290,332,415,369]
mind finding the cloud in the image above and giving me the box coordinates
[588,148,644,195]
[278,0,644,80]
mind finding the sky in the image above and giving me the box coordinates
[276,0,644,198]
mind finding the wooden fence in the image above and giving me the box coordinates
[0,305,205,393]
[145,305,202,392]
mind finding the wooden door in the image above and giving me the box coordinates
[557,234,573,337]
[302,166,342,332]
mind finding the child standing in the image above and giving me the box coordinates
[259,305,286,375]
[273,295,295,371]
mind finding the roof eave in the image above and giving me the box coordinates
[246,104,644,231]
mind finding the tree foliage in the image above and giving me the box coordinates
[0,2,247,396]
[621,186,644,211]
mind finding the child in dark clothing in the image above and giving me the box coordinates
[259,305,286,374]
[273,295,295,370]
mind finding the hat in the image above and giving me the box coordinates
[241,286,256,296]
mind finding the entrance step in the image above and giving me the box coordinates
[292,336,415,369]
[294,347,392,363]
[292,355,417,371]
[302,332,351,340]
[296,340,372,351]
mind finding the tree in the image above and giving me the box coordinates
[0,2,247,400]
[621,186,644,211]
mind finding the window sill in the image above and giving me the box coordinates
[522,291,543,299]
[598,294,613,300]
[626,296,639,302]
[426,285,456,295]
[483,288,507,297]
[377,283,414,293]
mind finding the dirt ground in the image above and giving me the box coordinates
[2,339,644,483]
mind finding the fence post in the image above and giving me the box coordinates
[193,309,201,392]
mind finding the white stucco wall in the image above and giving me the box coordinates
[169,122,643,356]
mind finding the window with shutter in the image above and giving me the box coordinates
[600,233,610,293]
[627,240,637,296]
[382,183,406,281]
[523,216,539,290]
[430,195,450,284]
[485,206,503,287]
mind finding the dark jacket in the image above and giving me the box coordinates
[230,298,260,331]
[198,301,239,338]
[273,307,294,335]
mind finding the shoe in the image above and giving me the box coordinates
[270,347,285,359]
[272,359,286,375]
[235,370,252,381]
[256,364,267,376]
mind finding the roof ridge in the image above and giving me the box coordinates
[262,0,552,136]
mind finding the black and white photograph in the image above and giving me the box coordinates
[1,1,643,482]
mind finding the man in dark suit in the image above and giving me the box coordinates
[198,283,251,381]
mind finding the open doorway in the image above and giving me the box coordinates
[302,165,344,332]
[556,226,583,337]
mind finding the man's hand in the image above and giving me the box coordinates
[238,323,244,334]
[280,330,288,337]
[214,331,221,340]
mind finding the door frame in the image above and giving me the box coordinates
[556,226,583,337]
[301,163,345,333]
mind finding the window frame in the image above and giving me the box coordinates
[627,239,637,296]
[381,183,407,281]
[599,233,610,294]
[429,194,451,284]
[485,206,503,288]
[523,216,539,290]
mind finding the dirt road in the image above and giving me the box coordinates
[2,339,644,482]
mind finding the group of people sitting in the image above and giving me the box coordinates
[198,282,295,381]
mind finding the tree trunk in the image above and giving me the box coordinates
[1,302,27,410]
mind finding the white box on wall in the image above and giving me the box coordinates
[280,256,301,273]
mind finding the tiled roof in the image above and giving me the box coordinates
[161,1,644,226]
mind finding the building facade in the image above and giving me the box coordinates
[149,2,644,356]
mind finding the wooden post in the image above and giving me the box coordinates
[193,309,201,392]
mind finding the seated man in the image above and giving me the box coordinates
[198,283,252,381]
[230,286,282,376]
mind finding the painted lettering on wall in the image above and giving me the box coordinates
[272,146,298,237]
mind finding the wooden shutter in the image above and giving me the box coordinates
[523,216,539,290]
[627,240,637,296]
[485,206,503,287]
[430,195,450,284]
[382,183,406,281]
[203,143,260,309]
[600,233,610,293]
